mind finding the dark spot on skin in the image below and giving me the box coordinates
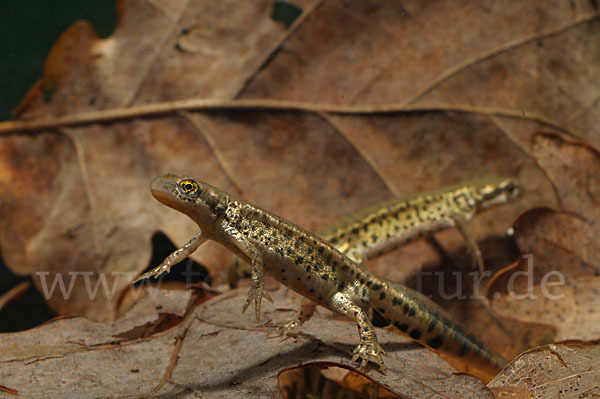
[321,274,329,281]
[356,273,362,280]
[362,288,367,297]
[338,281,345,290]
[342,265,348,271]
[393,212,399,220]
[379,292,386,300]
[258,229,264,236]
[453,325,465,338]
[330,238,338,244]
[295,257,303,264]
[351,227,359,235]
[276,248,284,255]
[409,329,422,340]
[306,265,311,272]
[366,280,372,287]
[273,238,279,245]
[297,277,301,281]
[422,206,428,211]
[294,238,303,248]
[437,206,443,211]
[333,261,338,267]
[427,336,444,349]
[318,247,325,254]
[371,234,378,243]
[284,231,293,239]
[350,269,354,275]
[393,297,402,306]
[403,304,409,314]
[325,255,332,264]
[428,319,438,332]
[314,263,323,271]
[386,233,392,239]
[307,247,313,254]
[286,247,293,255]
[394,225,400,232]
[318,296,323,300]
[393,322,408,332]
[281,268,285,273]
[372,284,382,291]
[377,307,386,313]
[362,240,368,247]
[407,214,412,220]
[360,279,365,284]
[353,286,359,294]
[408,307,416,317]
[310,288,314,293]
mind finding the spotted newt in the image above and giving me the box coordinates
[135,174,521,375]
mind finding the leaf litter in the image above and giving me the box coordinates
[0,0,599,397]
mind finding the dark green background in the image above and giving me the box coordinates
[0,1,117,121]
[0,1,301,121]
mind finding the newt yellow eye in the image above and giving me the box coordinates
[178,179,200,197]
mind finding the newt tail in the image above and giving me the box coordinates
[367,278,506,376]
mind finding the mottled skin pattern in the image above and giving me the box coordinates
[136,175,520,374]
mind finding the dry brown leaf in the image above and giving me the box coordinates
[488,133,600,341]
[488,342,600,399]
[0,0,599,396]
[0,287,495,398]
[1,0,587,321]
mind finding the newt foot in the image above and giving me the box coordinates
[351,341,386,372]
[242,283,273,321]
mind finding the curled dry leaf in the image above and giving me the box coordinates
[0,287,495,398]
[488,342,600,399]
[488,133,600,341]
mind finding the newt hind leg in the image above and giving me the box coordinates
[277,299,316,337]
[330,291,386,371]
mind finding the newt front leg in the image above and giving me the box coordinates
[134,231,207,283]
[220,220,273,321]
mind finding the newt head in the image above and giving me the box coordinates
[151,174,226,231]
[472,175,523,209]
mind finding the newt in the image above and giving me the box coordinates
[135,174,520,375]
[320,175,522,269]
